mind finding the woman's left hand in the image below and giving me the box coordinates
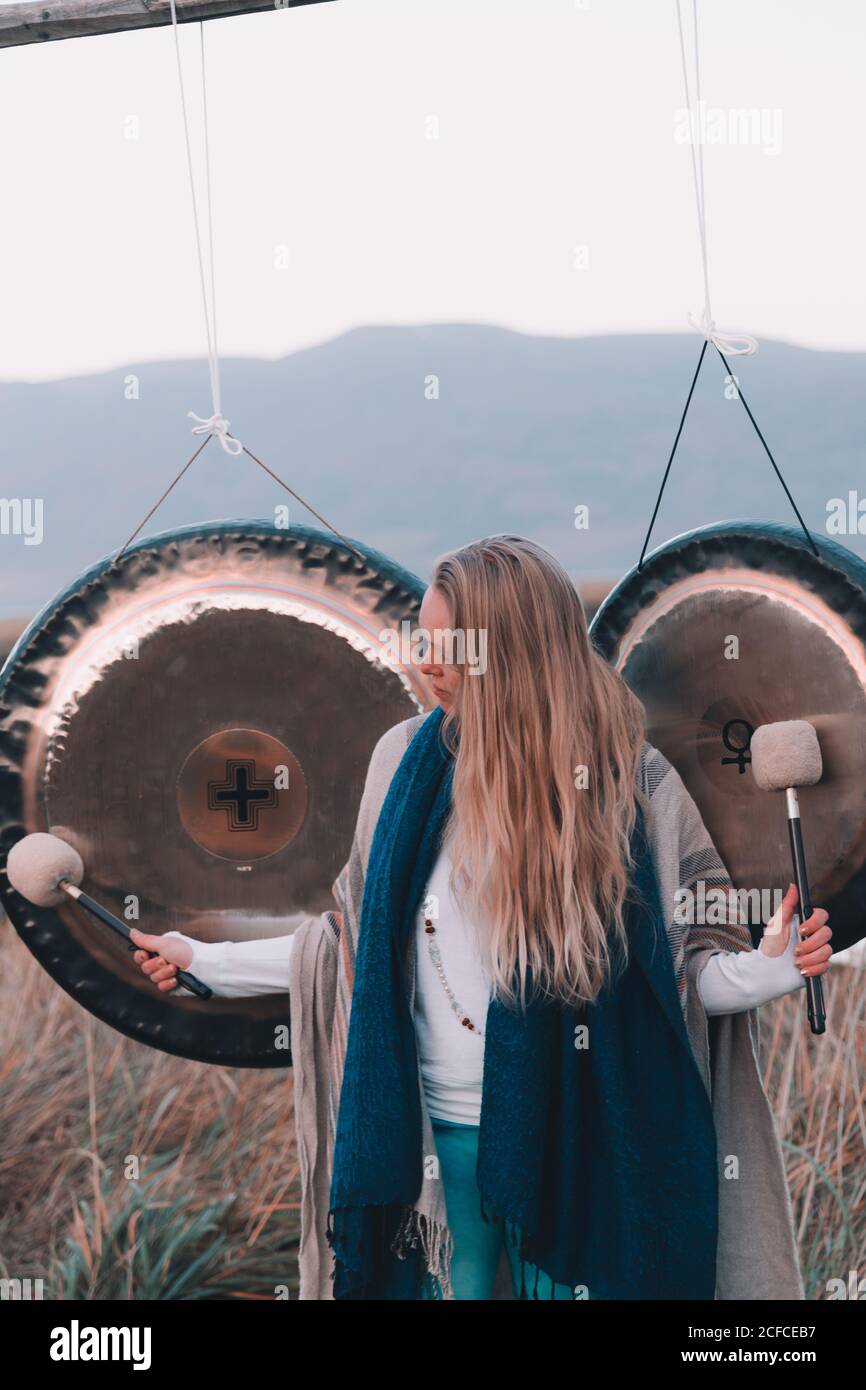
[760,882,832,978]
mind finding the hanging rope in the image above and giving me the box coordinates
[637,3,819,568]
[637,340,707,570]
[637,339,819,568]
[675,0,758,358]
[111,13,366,567]
[113,436,213,563]
[713,342,819,558]
[168,1,240,453]
[111,428,367,566]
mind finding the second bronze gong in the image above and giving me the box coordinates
[591,520,866,953]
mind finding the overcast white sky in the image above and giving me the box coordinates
[0,0,864,381]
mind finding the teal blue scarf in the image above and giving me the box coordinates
[328,708,718,1299]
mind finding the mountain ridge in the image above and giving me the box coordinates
[1,325,863,618]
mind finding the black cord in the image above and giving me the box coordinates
[638,339,819,569]
[111,432,367,568]
[714,345,819,558]
[638,340,707,570]
[112,434,214,566]
[240,442,366,563]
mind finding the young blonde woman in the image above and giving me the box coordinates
[131,535,831,1301]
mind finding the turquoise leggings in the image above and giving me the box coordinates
[425,1117,577,1301]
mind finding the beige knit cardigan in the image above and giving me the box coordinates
[287,714,805,1301]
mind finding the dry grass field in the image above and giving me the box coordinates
[0,923,300,1301]
[1,920,863,1301]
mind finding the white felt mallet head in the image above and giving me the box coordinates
[749,719,827,1036]
[6,832,85,907]
[750,720,823,792]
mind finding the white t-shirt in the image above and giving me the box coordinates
[412,834,490,1123]
[167,856,807,1124]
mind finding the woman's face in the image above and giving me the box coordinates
[417,585,463,712]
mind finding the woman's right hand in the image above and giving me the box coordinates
[130,928,193,992]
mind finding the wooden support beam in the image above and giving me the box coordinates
[0,0,332,50]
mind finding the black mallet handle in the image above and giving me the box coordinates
[786,813,826,1035]
[61,881,213,1000]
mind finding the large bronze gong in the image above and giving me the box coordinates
[0,522,431,1066]
[591,521,866,953]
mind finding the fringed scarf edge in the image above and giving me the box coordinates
[326,1201,456,1301]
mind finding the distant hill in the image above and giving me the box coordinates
[1,326,863,622]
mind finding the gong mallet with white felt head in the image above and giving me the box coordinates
[750,720,826,1036]
[5,833,213,1000]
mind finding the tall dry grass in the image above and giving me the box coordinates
[0,920,864,1300]
[763,959,866,1298]
[0,922,300,1301]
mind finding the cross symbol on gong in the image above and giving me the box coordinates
[208,759,279,831]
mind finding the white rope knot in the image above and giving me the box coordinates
[687,307,759,358]
[188,410,243,455]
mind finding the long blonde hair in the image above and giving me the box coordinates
[433,535,647,1009]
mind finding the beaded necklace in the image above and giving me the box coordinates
[422,908,486,1039]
